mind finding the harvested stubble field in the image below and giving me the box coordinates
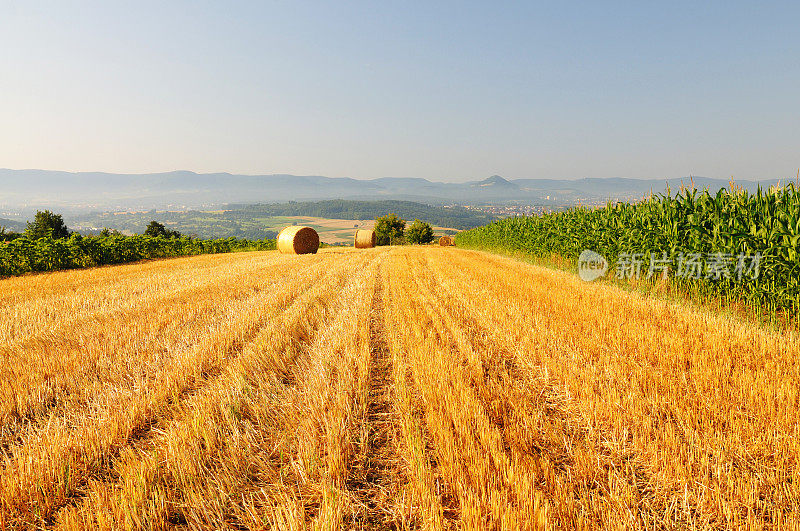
[0,247,798,529]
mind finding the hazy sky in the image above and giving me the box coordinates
[1,1,798,182]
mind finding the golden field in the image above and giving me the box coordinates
[0,247,798,529]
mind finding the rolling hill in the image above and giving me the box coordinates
[0,218,26,233]
[66,200,495,239]
[0,168,785,214]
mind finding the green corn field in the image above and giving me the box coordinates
[456,183,800,316]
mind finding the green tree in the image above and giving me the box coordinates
[374,214,406,246]
[25,210,70,239]
[405,219,435,244]
[144,221,181,238]
[0,228,21,241]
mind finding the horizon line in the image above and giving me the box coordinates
[0,167,789,184]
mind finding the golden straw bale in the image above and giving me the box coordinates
[354,229,377,249]
[277,226,320,254]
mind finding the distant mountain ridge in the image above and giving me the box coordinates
[0,217,26,232]
[0,168,785,215]
[471,175,516,187]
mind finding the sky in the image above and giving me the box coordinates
[1,1,798,182]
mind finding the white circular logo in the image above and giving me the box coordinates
[578,250,608,282]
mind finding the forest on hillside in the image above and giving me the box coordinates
[68,200,496,239]
[226,200,496,229]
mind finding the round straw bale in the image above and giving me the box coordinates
[354,229,376,248]
[439,235,453,246]
[277,226,320,254]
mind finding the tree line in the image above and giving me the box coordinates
[0,211,275,277]
[374,214,435,245]
[0,209,443,277]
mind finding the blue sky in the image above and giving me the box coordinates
[1,1,798,182]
